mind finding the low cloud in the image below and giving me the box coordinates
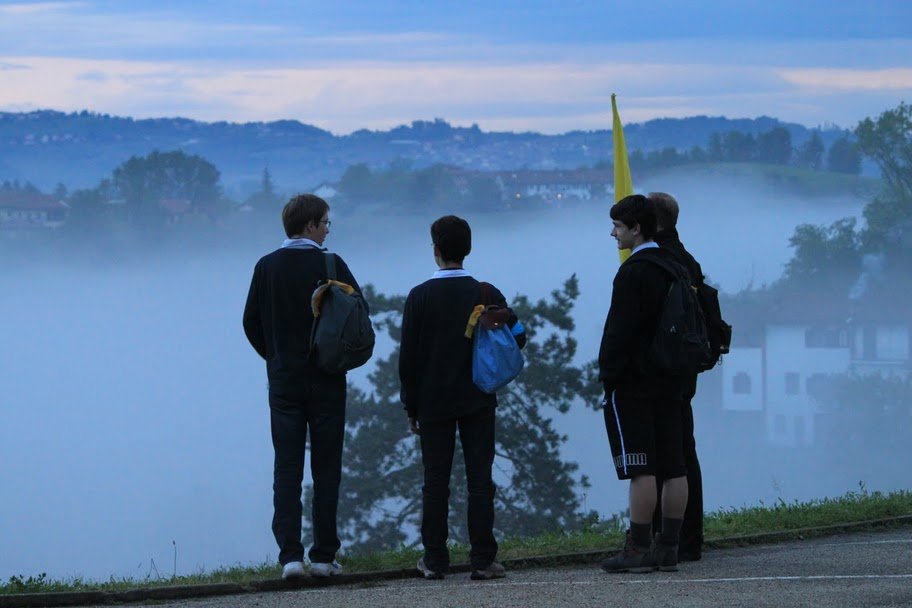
[0,53,909,133]
[0,2,85,15]
[780,68,912,91]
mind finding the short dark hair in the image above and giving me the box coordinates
[282,194,329,238]
[431,215,471,264]
[648,192,679,231]
[610,194,657,240]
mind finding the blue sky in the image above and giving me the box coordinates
[0,0,910,133]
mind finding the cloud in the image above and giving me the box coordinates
[780,68,912,91]
[75,69,108,82]
[0,1,85,15]
[1,45,910,134]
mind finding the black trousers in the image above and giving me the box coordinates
[269,377,346,566]
[654,376,703,556]
[419,406,498,572]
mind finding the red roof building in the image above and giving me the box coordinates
[0,193,69,229]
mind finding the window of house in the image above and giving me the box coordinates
[876,326,910,361]
[732,372,752,395]
[805,373,828,398]
[785,372,800,395]
[775,415,786,434]
[794,416,806,446]
[805,327,848,348]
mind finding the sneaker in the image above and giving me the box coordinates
[600,530,654,573]
[281,561,306,580]
[310,560,343,578]
[653,534,679,572]
[417,557,445,580]
[470,561,506,580]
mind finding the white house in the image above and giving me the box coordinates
[720,289,910,447]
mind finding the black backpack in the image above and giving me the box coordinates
[695,281,732,372]
[309,253,375,374]
[629,255,713,376]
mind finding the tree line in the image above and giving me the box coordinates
[2,121,866,244]
[609,128,861,174]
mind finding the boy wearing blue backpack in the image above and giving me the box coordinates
[598,194,690,573]
[399,215,525,582]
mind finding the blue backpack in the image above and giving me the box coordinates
[470,284,524,394]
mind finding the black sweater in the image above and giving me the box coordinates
[598,246,680,393]
[243,247,363,393]
[654,228,705,287]
[399,275,517,421]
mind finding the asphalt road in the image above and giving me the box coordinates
[112,528,912,608]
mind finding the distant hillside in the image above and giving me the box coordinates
[0,110,852,195]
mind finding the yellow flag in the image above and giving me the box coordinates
[612,93,633,262]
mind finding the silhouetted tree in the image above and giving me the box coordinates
[796,132,824,170]
[721,131,756,162]
[826,137,862,175]
[784,218,861,286]
[756,127,792,165]
[855,102,912,263]
[245,168,282,214]
[337,163,374,202]
[112,150,223,231]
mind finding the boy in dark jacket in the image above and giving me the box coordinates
[649,191,707,562]
[399,215,525,581]
[598,194,688,573]
[243,194,366,580]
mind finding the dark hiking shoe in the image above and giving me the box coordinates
[470,561,506,580]
[678,541,703,562]
[417,558,444,580]
[600,531,654,573]
[679,548,702,562]
[653,534,679,572]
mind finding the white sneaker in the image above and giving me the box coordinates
[281,561,306,580]
[310,560,343,578]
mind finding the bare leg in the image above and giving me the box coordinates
[629,475,657,524]
[661,475,688,520]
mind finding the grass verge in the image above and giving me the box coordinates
[3,486,910,595]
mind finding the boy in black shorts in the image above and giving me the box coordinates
[598,194,689,573]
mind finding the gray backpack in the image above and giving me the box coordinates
[309,253,375,374]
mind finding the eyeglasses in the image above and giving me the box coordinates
[320,220,332,228]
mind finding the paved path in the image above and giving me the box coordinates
[109,528,912,608]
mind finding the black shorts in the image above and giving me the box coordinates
[603,381,686,480]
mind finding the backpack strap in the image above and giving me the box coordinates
[478,281,494,305]
[324,252,338,281]
[627,253,690,286]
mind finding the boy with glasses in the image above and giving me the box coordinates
[243,194,366,580]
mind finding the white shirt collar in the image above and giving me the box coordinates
[631,241,659,256]
[282,237,323,249]
[430,268,471,279]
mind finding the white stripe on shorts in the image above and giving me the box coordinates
[610,390,628,476]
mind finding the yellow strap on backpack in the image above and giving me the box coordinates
[464,304,486,339]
